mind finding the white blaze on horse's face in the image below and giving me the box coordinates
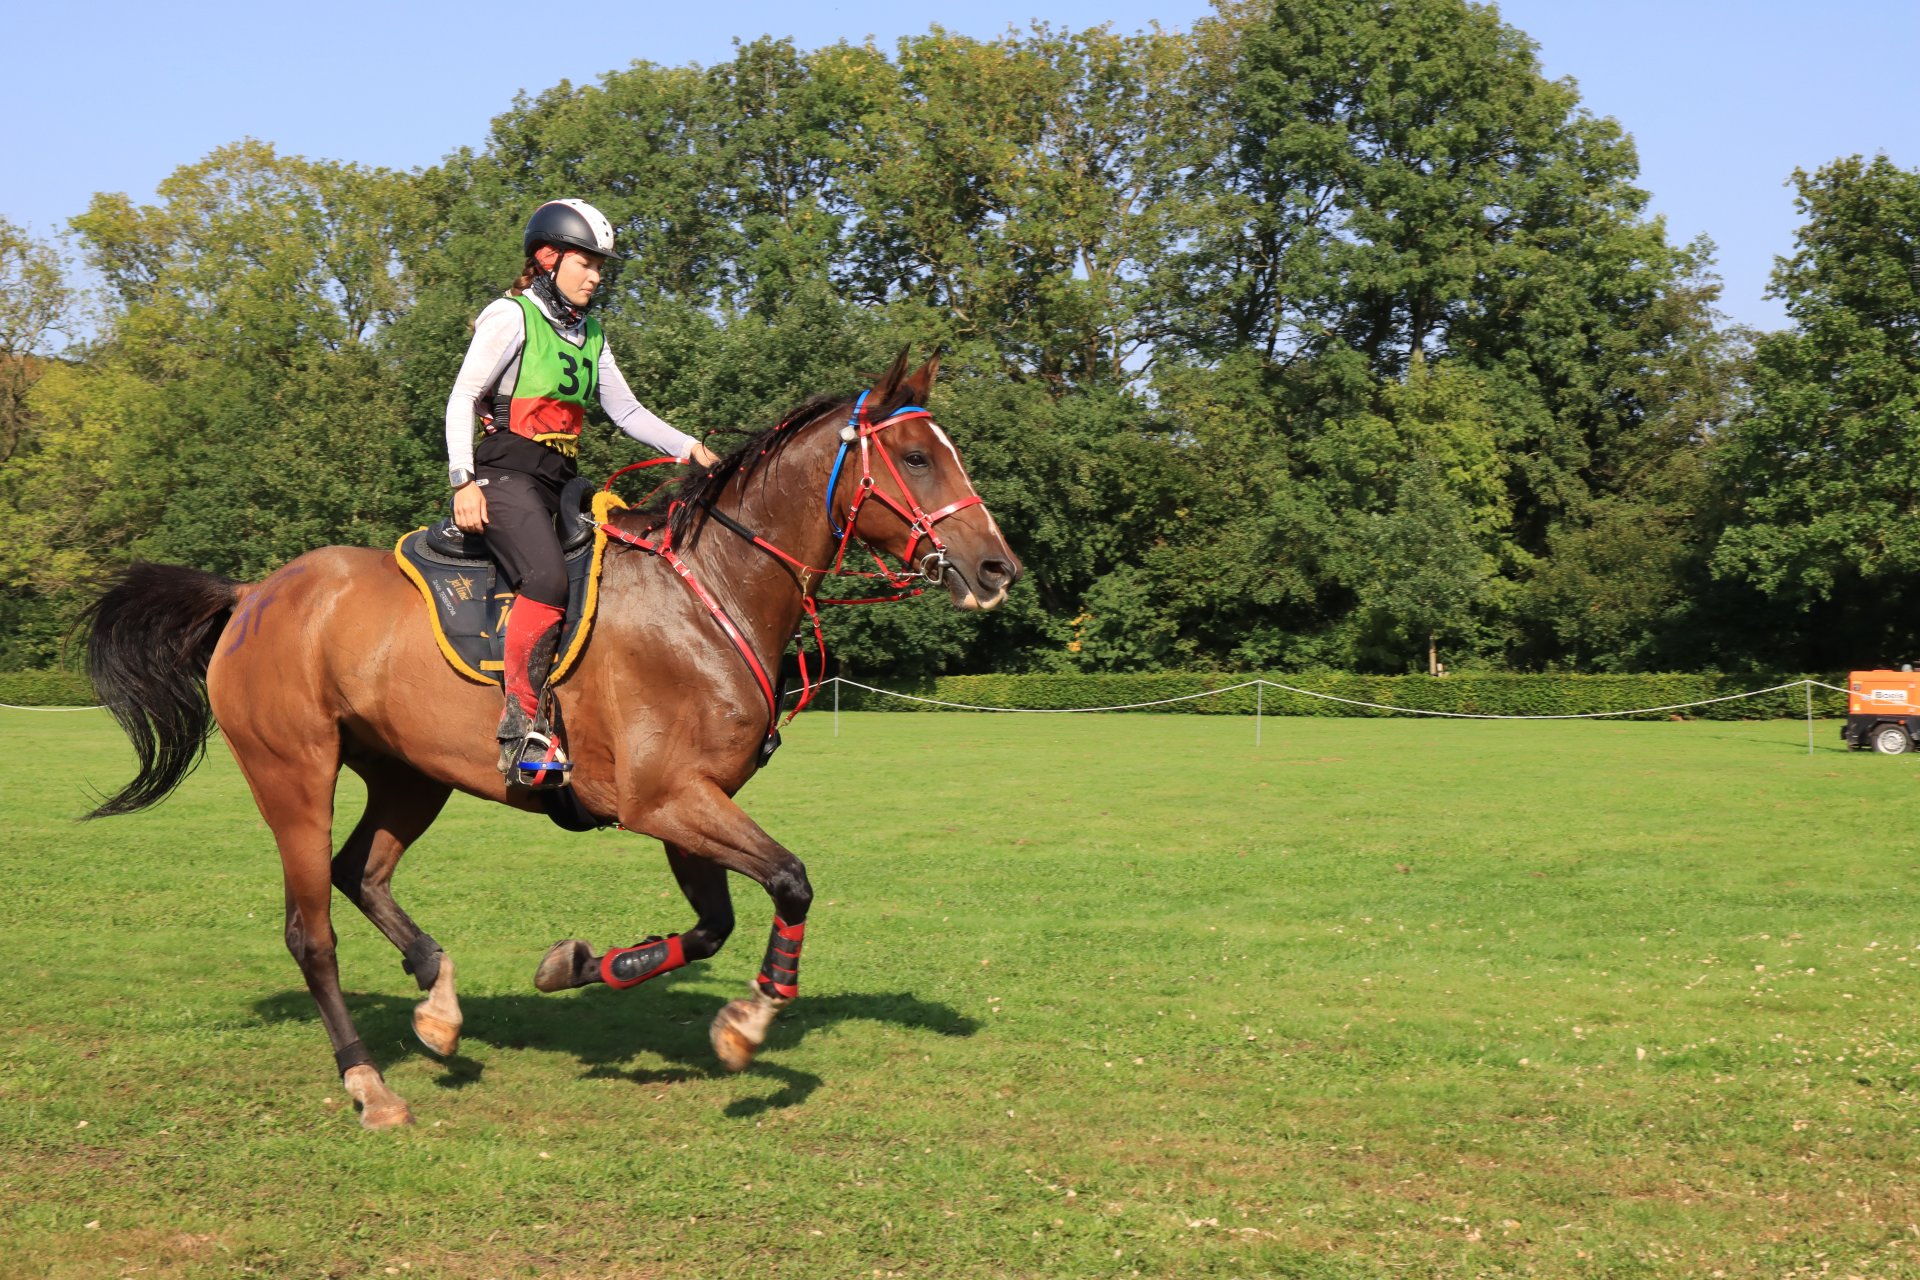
[861,414,1022,611]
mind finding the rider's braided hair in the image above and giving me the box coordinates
[507,255,540,296]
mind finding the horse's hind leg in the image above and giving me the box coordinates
[333,756,460,1056]
[236,746,414,1129]
[534,842,736,992]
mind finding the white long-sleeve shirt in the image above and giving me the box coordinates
[443,292,697,474]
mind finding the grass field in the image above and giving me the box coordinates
[3,709,1918,1279]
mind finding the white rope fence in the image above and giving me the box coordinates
[823,676,1832,720]
[799,676,1855,754]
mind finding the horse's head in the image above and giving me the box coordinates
[830,350,1022,611]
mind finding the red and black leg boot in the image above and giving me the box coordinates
[756,916,806,1000]
[599,935,688,989]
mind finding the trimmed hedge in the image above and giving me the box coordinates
[824,672,1848,721]
[0,670,99,707]
[0,669,1851,720]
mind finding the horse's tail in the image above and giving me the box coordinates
[79,563,241,820]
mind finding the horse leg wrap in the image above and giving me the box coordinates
[402,933,444,992]
[755,916,806,1000]
[334,1038,375,1076]
[599,934,688,990]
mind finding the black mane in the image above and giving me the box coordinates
[620,392,848,548]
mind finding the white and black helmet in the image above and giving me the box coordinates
[523,198,620,261]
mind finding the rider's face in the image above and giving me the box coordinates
[553,249,605,306]
[536,246,605,307]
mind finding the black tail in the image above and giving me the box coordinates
[80,563,240,820]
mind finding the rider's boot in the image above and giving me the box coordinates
[497,596,570,786]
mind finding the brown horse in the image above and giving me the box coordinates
[81,352,1019,1128]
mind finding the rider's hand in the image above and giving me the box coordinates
[686,442,720,469]
[453,482,488,534]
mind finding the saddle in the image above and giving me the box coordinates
[393,476,626,691]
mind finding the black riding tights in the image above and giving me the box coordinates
[477,467,568,607]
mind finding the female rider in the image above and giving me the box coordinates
[445,198,719,781]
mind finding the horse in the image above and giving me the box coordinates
[80,351,1020,1129]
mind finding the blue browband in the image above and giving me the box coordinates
[826,391,925,539]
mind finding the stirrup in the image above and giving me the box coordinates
[497,704,572,789]
[509,726,573,789]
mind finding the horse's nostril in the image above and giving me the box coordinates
[980,559,1015,588]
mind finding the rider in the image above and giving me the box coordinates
[445,198,719,781]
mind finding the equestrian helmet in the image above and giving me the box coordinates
[523,198,620,261]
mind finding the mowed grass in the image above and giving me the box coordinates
[2,709,1918,1279]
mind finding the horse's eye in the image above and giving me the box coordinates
[904,451,930,469]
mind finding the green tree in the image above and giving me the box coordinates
[1712,155,1920,664]
[1338,457,1497,674]
[837,22,1201,390]
[1157,0,1723,670]
[67,141,432,578]
[0,219,86,664]
[0,219,72,465]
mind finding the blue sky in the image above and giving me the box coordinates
[6,0,1915,332]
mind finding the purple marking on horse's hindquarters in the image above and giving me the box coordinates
[223,564,310,655]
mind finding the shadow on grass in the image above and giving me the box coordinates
[1696,731,1851,756]
[251,979,978,1114]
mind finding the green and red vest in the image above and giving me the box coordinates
[502,294,605,456]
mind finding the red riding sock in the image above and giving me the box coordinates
[502,596,566,718]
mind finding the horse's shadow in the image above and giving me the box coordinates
[252,979,978,1116]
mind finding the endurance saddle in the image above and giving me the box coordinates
[393,476,614,691]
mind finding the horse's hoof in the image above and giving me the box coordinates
[712,1015,758,1073]
[412,955,462,1056]
[535,939,596,992]
[343,1065,414,1130]
[710,985,784,1073]
[413,1008,461,1058]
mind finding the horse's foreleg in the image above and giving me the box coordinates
[533,842,735,992]
[331,759,459,1056]
[709,915,803,1073]
[640,784,813,1073]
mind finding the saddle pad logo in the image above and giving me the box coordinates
[435,574,477,615]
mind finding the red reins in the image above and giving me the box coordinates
[597,400,982,738]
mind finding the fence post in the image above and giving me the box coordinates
[1256,681,1263,748]
[834,677,840,739]
[1806,680,1813,756]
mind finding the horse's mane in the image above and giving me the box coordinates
[620,392,848,548]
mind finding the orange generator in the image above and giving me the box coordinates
[1841,669,1920,753]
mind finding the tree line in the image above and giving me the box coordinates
[4,0,1918,680]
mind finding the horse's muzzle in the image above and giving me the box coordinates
[944,552,1021,611]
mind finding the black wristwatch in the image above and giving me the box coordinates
[449,467,475,489]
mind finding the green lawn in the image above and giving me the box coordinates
[2,709,1917,1278]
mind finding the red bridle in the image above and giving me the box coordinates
[825,390,986,587]
[598,395,990,738]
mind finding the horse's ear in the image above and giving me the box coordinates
[899,351,941,408]
[869,347,914,414]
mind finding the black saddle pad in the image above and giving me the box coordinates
[394,485,622,688]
